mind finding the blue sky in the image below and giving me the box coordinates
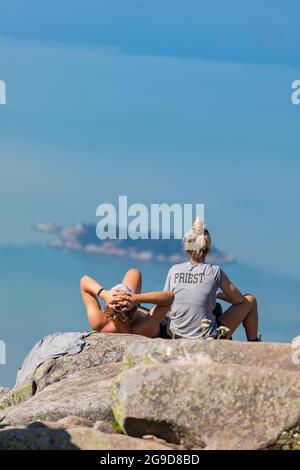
[0,1,300,279]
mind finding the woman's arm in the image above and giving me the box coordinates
[218,272,245,305]
[216,291,233,303]
[80,275,103,295]
[80,275,111,331]
[110,290,174,311]
[135,291,174,307]
[80,275,112,303]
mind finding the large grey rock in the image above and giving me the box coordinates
[0,363,121,425]
[32,333,152,393]
[1,334,300,450]
[123,338,298,371]
[0,333,153,410]
[0,420,172,450]
[112,363,300,450]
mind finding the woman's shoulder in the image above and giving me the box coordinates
[202,263,222,279]
[168,262,190,272]
[203,262,221,270]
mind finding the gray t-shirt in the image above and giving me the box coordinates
[163,262,223,338]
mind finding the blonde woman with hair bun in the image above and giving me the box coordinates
[162,217,261,341]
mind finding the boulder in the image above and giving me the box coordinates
[0,363,121,425]
[123,338,298,371]
[1,333,300,450]
[112,362,300,450]
[31,333,152,393]
[0,333,152,409]
[0,421,172,450]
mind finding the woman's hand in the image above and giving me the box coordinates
[109,291,138,312]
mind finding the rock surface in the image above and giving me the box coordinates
[113,362,300,450]
[123,338,298,370]
[0,363,121,425]
[1,333,300,450]
[0,333,151,409]
[0,420,172,450]
[0,388,8,401]
[32,333,153,393]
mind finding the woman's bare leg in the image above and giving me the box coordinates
[220,294,259,341]
[132,304,170,338]
[122,269,142,294]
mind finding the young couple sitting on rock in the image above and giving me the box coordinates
[80,218,261,341]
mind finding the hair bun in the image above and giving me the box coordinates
[192,217,204,236]
[183,218,211,262]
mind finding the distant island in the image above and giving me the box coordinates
[34,223,234,265]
